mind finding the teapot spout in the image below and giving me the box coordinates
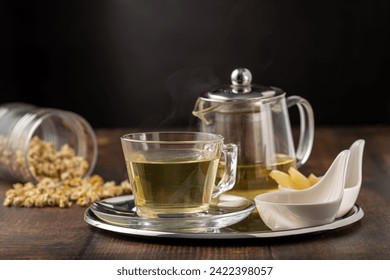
[192,98,220,125]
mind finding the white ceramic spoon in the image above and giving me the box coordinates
[278,139,365,218]
[337,139,365,218]
[255,150,350,231]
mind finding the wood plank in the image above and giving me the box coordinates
[0,126,389,259]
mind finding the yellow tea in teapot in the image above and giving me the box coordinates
[217,154,297,199]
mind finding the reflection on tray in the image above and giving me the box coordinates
[228,211,270,232]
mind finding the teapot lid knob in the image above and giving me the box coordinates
[201,68,284,100]
[231,68,252,86]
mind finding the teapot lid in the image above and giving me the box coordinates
[204,68,284,101]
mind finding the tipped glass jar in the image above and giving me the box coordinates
[0,103,97,183]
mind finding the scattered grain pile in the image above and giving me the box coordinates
[2,136,131,208]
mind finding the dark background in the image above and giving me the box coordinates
[1,0,390,128]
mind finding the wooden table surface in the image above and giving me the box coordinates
[1,126,389,260]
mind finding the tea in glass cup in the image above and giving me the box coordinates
[120,132,237,218]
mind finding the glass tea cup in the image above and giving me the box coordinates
[120,131,238,218]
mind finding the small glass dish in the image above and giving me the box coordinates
[89,194,255,232]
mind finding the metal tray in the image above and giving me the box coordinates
[84,202,364,240]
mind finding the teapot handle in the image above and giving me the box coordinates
[286,95,315,167]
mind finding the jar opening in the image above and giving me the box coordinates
[2,107,97,183]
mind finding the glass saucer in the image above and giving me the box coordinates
[89,194,256,232]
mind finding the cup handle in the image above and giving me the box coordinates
[212,143,238,198]
[286,95,315,167]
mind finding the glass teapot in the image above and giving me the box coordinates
[192,68,314,199]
